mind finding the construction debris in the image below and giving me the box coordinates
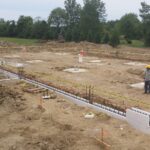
[42,89,57,99]
[24,87,45,93]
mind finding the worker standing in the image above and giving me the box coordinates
[144,65,150,93]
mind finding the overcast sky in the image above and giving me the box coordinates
[0,0,149,21]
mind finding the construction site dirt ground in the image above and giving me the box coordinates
[1,42,150,110]
[1,41,150,149]
[0,80,150,150]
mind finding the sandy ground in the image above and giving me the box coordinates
[1,42,150,149]
[1,42,150,110]
[0,80,150,150]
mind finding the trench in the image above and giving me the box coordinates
[0,67,126,121]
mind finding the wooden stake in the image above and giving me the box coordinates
[89,85,91,103]
[40,97,43,107]
[95,138,111,149]
[86,86,87,99]
[101,127,104,142]
[94,128,111,150]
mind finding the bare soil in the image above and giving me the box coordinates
[0,81,150,150]
[1,42,150,109]
[1,41,150,149]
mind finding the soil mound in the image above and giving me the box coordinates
[127,68,144,77]
[24,105,45,121]
[0,40,15,47]
[0,85,26,111]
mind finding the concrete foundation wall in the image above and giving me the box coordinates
[2,68,150,134]
[126,108,150,134]
[62,94,126,121]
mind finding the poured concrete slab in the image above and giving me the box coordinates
[124,62,147,66]
[64,68,87,73]
[0,60,6,65]
[54,53,69,56]
[89,60,102,63]
[7,62,25,68]
[4,55,20,58]
[26,60,43,63]
[130,82,144,89]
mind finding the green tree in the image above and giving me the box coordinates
[64,0,81,41]
[80,0,106,43]
[140,2,150,46]
[48,7,66,36]
[102,32,110,43]
[17,16,33,38]
[65,28,72,41]
[119,13,141,40]
[64,0,81,26]
[32,18,49,39]
[0,19,8,36]
[7,21,17,37]
[72,25,80,42]
[109,30,120,48]
[105,20,119,33]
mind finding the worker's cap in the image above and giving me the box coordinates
[145,65,150,69]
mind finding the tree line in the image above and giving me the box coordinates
[0,0,150,47]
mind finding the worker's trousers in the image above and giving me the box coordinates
[144,80,150,93]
